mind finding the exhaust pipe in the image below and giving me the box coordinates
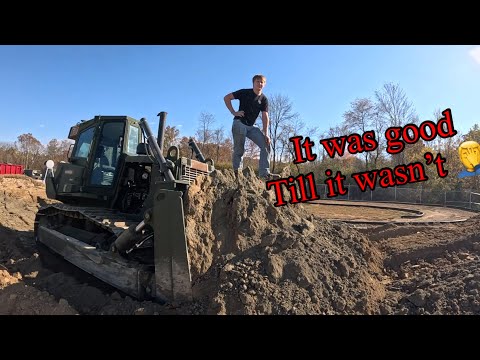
[157,112,167,154]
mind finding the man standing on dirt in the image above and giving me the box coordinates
[224,74,280,181]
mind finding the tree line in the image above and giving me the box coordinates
[1,81,479,192]
[168,82,480,193]
[0,135,72,171]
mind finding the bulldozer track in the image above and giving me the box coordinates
[34,203,143,238]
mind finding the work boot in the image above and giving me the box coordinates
[261,173,281,181]
[234,170,242,183]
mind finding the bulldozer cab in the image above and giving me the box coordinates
[48,116,142,205]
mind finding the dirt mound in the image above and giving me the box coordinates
[1,171,386,315]
[184,168,385,314]
[0,175,55,231]
[3,172,480,315]
[0,175,53,270]
[0,267,78,315]
[0,176,77,314]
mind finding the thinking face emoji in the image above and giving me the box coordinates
[459,140,480,172]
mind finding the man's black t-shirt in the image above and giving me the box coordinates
[232,89,269,126]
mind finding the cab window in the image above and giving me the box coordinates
[90,121,125,186]
[73,126,95,158]
[126,125,140,155]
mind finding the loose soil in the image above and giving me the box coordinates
[1,172,479,315]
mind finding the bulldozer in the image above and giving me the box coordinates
[34,112,214,303]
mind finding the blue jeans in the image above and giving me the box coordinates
[232,119,271,177]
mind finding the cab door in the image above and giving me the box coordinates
[53,125,96,195]
[88,121,125,187]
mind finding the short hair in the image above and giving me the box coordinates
[252,74,266,83]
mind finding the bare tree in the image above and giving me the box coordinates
[221,137,234,165]
[16,133,43,169]
[45,139,61,164]
[243,139,260,169]
[343,98,375,133]
[342,98,376,169]
[371,111,387,168]
[195,111,215,152]
[60,140,73,162]
[375,82,417,165]
[212,127,225,163]
[306,125,320,159]
[163,125,180,151]
[0,142,20,164]
[375,83,416,127]
[430,108,457,159]
[282,117,306,172]
[319,126,344,161]
[268,94,300,171]
[45,138,73,166]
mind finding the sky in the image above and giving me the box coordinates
[0,45,479,145]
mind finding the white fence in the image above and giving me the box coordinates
[314,184,480,211]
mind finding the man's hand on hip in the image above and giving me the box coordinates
[265,134,271,146]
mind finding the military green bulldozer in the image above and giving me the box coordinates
[34,112,214,303]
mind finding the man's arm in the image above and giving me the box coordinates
[224,93,244,117]
[262,111,271,145]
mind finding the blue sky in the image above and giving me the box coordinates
[0,45,479,145]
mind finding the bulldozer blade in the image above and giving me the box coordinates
[36,226,153,299]
[150,188,192,303]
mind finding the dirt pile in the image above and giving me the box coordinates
[0,267,78,315]
[3,172,480,315]
[0,175,54,231]
[0,175,78,314]
[0,175,52,273]
[184,168,385,314]
[1,172,387,315]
